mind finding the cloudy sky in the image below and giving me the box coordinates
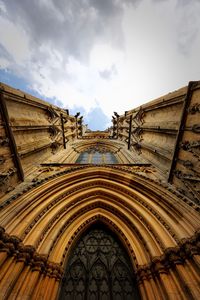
[0,0,200,130]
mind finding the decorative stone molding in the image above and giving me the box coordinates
[60,214,138,268]
[0,156,5,165]
[136,229,200,282]
[174,169,200,206]
[1,164,197,216]
[0,226,63,280]
[0,136,9,146]
[130,142,142,154]
[46,106,59,121]
[50,141,62,154]
[132,108,145,125]
[192,124,200,133]
[49,125,61,137]
[19,179,175,252]
[0,168,17,185]
[188,103,200,114]
[181,140,200,162]
[44,200,153,263]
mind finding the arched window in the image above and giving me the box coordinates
[76,151,118,164]
[59,224,140,300]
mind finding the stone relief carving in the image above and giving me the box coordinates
[174,170,200,205]
[188,103,200,114]
[49,125,61,137]
[132,108,145,126]
[0,137,9,146]
[181,140,200,160]
[46,106,59,122]
[0,156,5,165]
[0,168,16,185]
[192,124,200,133]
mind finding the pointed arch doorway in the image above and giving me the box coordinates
[59,223,141,300]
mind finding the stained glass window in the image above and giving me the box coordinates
[76,152,89,163]
[59,224,140,300]
[75,151,118,164]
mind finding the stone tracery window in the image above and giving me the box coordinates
[59,224,140,300]
[75,149,118,164]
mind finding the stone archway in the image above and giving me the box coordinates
[59,222,141,300]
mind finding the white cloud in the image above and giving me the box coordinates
[90,44,124,72]
[0,0,6,13]
[0,0,200,129]
[0,57,10,69]
[0,16,30,64]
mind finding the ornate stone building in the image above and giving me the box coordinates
[0,81,200,299]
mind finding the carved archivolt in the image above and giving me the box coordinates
[0,166,199,267]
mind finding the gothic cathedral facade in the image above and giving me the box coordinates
[0,81,200,299]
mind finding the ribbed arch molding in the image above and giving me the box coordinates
[0,167,199,268]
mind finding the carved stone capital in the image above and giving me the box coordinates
[18,244,35,255]
[17,252,31,263]
[32,260,45,272]
[136,266,149,281]
[151,258,167,274]
[0,226,5,238]
[183,243,199,257]
[164,247,183,265]
[7,235,21,247]
[0,241,11,254]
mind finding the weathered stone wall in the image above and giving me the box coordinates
[169,81,200,209]
[0,82,80,196]
[112,85,187,176]
[112,81,200,208]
